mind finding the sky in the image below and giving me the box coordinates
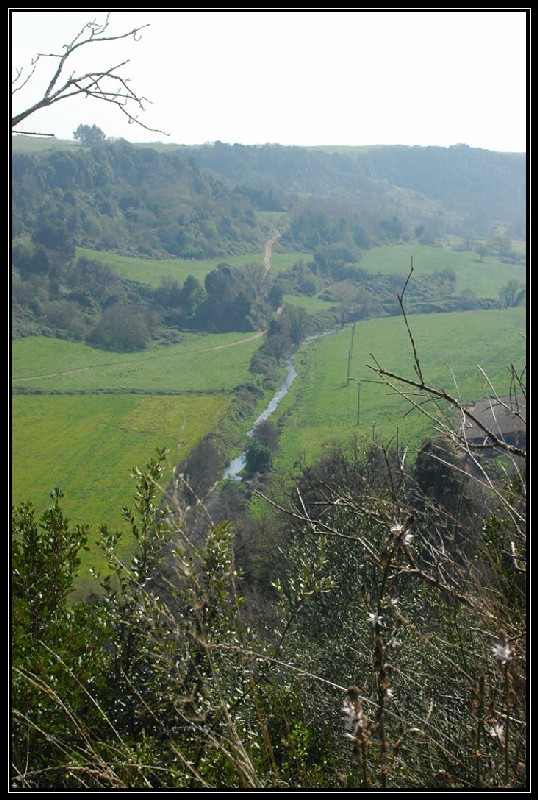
[10,9,529,152]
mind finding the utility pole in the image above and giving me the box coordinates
[347,323,356,385]
[348,376,361,425]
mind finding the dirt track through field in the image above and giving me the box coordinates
[261,225,281,281]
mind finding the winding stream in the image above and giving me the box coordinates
[223,331,334,481]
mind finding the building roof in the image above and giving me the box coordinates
[462,395,526,445]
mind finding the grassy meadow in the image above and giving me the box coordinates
[359,242,526,298]
[282,293,339,312]
[12,332,264,393]
[12,392,230,597]
[11,135,80,153]
[12,393,229,537]
[271,307,527,476]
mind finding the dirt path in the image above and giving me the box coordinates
[261,225,281,281]
[194,330,265,351]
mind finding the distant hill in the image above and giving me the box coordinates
[173,141,526,241]
[12,137,526,256]
[11,139,266,259]
[10,136,526,345]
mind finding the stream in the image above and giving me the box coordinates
[223,331,334,481]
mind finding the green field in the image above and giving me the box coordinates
[11,134,81,153]
[11,329,267,594]
[359,242,526,298]
[11,307,527,593]
[272,307,527,474]
[11,392,230,595]
[76,247,311,287]
[282,293,339,312]
[12,332,264,392]
[11,393,231,526]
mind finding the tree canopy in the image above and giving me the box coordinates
[73,124,106,146]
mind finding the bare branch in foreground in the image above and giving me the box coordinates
[11,13,168,136]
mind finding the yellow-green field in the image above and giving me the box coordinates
[282,293,339,312]
[11,392,230,595]
[11,329,267,594]
[11,393,230,527]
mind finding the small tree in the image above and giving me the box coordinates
[268,285,284,311]
[500,280,526,308]
[73,123,106,146]
[245,440,273,476]
[12,488,88,641]
[179,274,206,316]
[253,420,279,452]
[88,303,153,351]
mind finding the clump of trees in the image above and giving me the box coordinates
[11,427,527,788]
[11,246,283,349]
[499,280,526,308]
[73,124,106,146]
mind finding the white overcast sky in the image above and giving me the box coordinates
[10,9,529,152]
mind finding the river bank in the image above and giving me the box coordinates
[222,330,335,481]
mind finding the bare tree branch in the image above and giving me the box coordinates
[11,14,169,136]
